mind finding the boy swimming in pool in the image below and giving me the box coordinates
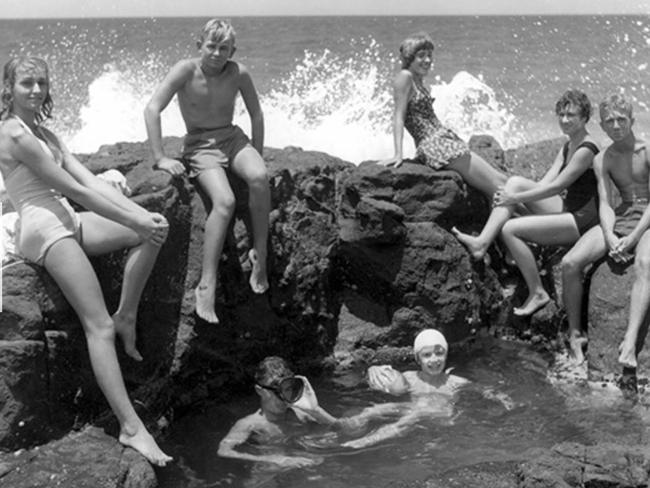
[341,329,514,449]
[145,19,270,324]
[218,356,395,468]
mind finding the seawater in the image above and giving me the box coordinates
[156,338,650,488]
[0,15,649,164]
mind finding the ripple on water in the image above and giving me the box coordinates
[157,337,650,488]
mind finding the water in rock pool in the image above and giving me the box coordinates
[157,337,649,487]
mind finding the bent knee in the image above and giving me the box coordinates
[634,253,650,274]
[246,167,269,191]
[210,194,236,216]
[504,175,530,192]
[561,253,585,276]
[82,316,115,340]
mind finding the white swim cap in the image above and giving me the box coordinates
[413,329,448,355]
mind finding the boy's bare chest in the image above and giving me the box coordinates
[609,150,649,185]
[183,75,238,106]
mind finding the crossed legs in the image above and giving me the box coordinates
[44,218,171,466]
[453,175,561,260]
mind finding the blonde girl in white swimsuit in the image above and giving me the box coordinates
[0,57,172,466]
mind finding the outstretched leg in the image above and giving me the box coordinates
[447,151,508,200]
[452,175,561,260]
[501,213,580,316]
[560,226,607,364]
[80,212,167,360]
[44,238,172,466]
[232,146,270,294]
[619,231,650,368]
[193,168,236,323]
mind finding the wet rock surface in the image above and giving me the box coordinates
[0,426,155,488]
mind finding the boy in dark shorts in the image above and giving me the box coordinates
[145,19,269,323]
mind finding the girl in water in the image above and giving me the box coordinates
[380,32,507,199]
[0,57,172,466]
[453,90,599,327]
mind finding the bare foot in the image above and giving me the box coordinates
[113,312,143,361]
[119,426,173,467]
[513,292,550,317]
[451,227,488,260]
[618,340,638,368]
[195,284,219,324]
[248,249,269,294]
[568,335,588,365]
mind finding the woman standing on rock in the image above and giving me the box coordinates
[0,57,172,466]
[453,90,599,325]
[380,32,507,199]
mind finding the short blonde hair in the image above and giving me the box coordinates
[399,32,434,69]
[599,93,633,120]
[198,19,236,46]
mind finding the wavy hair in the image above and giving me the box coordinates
[1,57,53,124]
[399,32,435,69]
[555,89,592,122]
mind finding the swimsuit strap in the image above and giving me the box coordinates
[575,141,599,155]
[562,140,599,165]
[411,77,434,101]
[11,115,61,164]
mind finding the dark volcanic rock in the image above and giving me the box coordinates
[518,442,650,488]
[333,157,503,363]
[0,426,155,488]
[168,144,354,406]
[0,142,191,450]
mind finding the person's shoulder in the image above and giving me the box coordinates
[394,69,413,87]
[169,58,200,80]
[635,137,648,155]
[230,61,254,80]
[447,373,469,386]
[0,117,29,144]
[577,137,600,154]
[231,409,265,430]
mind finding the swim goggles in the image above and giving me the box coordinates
[257,376,305,403]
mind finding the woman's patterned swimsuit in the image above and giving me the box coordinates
[404,82,469,170]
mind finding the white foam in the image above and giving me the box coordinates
[61,42,526,164]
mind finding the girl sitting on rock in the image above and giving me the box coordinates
[0,57,172,466]
[452,90,599,325]
[379,32,507,200]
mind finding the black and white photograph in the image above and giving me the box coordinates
[1,1,650,486]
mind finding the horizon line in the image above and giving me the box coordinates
[0,12,648,20]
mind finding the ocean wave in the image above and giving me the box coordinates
[61,41,525,164]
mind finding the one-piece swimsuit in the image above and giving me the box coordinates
[560,140,599,235]
[403,80,469,170]
[3,117,80,264]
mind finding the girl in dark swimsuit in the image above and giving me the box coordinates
[380,32,507,199]
[453,90,599,322]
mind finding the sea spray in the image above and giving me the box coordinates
[62,39,522,164]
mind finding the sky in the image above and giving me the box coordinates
[1,0,650,18]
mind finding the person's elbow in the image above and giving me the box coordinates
[217,441,234,459]
[143,102,162,124]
